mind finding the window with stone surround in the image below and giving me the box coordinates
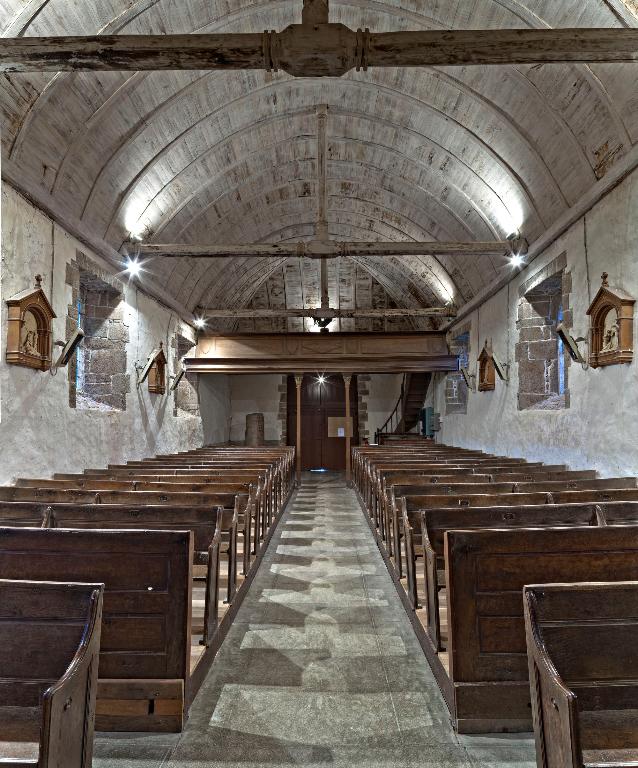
[516,254,572,411]
[446,328,470,415]
[66,255,130,411]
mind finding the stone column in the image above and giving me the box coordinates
[295,374,303,485]
[343,374,352,484]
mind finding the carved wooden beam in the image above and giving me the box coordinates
[3,29,638,75]
[197,307,457,319]
[138,241,510,259]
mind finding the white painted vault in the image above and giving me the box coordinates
[2,0,638,331]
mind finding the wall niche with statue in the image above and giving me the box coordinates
[587,273,635,368]
[6,275,56,371]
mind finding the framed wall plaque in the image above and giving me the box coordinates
[148,343,167,394]
[6,275,56,371]
[587,273,635,368]
[477,339,496,392]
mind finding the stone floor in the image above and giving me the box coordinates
[95,472,536,768]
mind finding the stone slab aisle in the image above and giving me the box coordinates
[95,473,535,768]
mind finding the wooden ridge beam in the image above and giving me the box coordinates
[138,241,510,259]
[3,29,638,76]
[198,307,457,319]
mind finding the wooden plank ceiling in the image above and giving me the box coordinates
[1,0,637,330]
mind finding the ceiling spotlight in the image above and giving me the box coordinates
[125,258,142,278]
[317,375,326,385]
[194,317,207,329]
[510,253,524,269]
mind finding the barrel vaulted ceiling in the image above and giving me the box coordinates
[1,0,638,330]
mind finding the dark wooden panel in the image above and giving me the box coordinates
[287,374,358,471]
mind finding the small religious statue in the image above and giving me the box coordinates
[587,273,635,367]
[601,310,620,353]
[20,310,40,356]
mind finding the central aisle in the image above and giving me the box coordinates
[98,473,534,768]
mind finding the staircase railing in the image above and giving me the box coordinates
[375,374,407,444]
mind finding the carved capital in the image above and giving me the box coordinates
[302,0,329,26]
[294,374,303,388]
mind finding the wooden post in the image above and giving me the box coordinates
[343,374,352,484]
[295,374,303,485]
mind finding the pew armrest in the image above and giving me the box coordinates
[203,511,223,646]
[40,587,103,768]
[525,590,581,768]
[423,531,442,651]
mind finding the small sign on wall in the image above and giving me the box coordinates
[328,417,353,438]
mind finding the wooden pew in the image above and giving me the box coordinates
[389,479,635,582]
[379,469,597,565]
[524,582,638,768]
[0,500,232,638]
[0,579,103,768]
[442,526,638,733]
[0,486,248,589]
[415,502,611,647]
[0,527,193,732]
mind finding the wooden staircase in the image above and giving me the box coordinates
[375,372,432,442]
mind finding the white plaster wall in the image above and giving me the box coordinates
[366,374,404,443]
[433,168,638,477]
[228,374,283,444]
[199,375,232,445]
[0,184,218,484]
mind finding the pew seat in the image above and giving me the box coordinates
[0,579,103,768]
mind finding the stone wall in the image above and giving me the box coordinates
[357,374,371,443]
[66,252,130,411]
[0,184,213,484]
[515,254,572,411]
[228,374,284,444]
[172,333,200,418]
[445,324,470,415]
[430,166,638,477]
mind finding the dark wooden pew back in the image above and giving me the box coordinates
[445,526,638,733]
[0,527,192,732]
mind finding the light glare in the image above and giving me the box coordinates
[194,317,206,329]
[125,258,142,277]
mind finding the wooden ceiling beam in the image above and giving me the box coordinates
[138,241,511,259]
[197,307,456,319]
[3,29,638,75]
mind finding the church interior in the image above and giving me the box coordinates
[2,1,638,766]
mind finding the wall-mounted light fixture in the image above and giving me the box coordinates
[460,367,476,391]
[556,323,587,365]
[53,327,85,368]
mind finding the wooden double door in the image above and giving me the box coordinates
[287,374,358,471]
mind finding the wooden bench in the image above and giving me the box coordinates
[443,526,638,733]
[0,579,103,768]
[0,527,193,732]
[524,581,638,768]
